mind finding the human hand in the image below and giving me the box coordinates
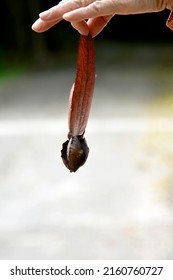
[32,0,173,37]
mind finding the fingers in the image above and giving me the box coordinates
[32,0,150,35]
[32,0,94,33]
[62,0,164,22]
[32,18,62,32]
[32,0,168,34]
[32,17,90,36]
[71,15,113,38]
[87,15,113,37]
[63,1,114,22]
[71,21,89,36]
[39,0,94,21]
[166,11,173,31]
[34,0,163,36]
[32,12,113,37]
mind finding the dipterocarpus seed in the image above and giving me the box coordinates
[61,34,95,172]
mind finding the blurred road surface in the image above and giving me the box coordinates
[0,42,173,259]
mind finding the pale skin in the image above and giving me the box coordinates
[32,0,173,37]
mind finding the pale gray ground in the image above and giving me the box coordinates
[0,42,173,259]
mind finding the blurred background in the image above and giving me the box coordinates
[0,0,173,259]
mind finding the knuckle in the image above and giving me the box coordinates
[73,0,87,8]
[93,0,103,13]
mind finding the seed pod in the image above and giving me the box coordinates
[61,34,95,172]
[61,136,89,172]
[68,33,95,137]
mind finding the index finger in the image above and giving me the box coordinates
[39,0,95,21]
[32,18,62,32]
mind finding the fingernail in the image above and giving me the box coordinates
[32,19,43,31]
[63,13,70,21]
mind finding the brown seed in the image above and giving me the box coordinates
[61,34,95,172]
[61,136,89,172]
